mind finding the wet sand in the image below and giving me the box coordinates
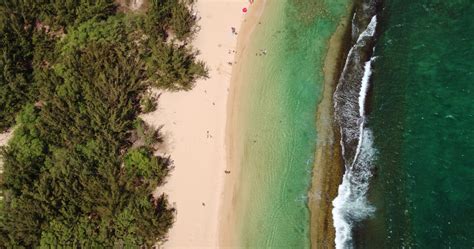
[220,0,267,247]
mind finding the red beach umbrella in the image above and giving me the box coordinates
[242,7,248,13]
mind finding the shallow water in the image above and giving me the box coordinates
[233,0,349,247]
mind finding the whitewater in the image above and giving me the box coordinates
[332,15,378,249]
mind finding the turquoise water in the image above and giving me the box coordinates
[358,1,474,248]
[234,0,349,247]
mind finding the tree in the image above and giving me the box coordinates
[0,0,204,246]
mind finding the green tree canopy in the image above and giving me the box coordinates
[0,0,205,247]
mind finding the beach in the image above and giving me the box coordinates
[220,0,267,246]
[142,0,354,247]
[141,0,264,247]
[143,0,474,247]
[0,0,470,247]
[0,0,351,247]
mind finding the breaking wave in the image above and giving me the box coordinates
[332,15,378,249]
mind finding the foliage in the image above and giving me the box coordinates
[0,0,118,131]
[0,0,206,246]
[140,91,158,113]
[35,0,117,29]
[0,0,207,132]
[135,118,162,147]
[0,43,176,248]
[59,14,208,91]
[145,0,198,40]
[0,4,35,131]
[169,0,198,40]
[124,147,170,181]
[147,42,207,91]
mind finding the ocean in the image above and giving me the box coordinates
[235,0,473,248]
[333,0,474,248]
[360,0,474,248]
[332,0,474,248]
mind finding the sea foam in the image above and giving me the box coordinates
[332,16,378,249]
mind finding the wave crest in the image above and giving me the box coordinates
[332,15,378,249]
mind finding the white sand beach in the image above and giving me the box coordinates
[141,0,264,247]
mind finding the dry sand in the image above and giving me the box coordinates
[0,130,13,147]
[0,129,14,170]
[141,0,264,248]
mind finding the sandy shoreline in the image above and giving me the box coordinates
[144,0,349,247]
[141,0,262,248]
[0,1,263,247]
[220,0,267,247]
[308,4,354,249]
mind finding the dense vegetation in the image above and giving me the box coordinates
[0,0,206,247]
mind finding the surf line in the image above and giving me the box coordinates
[332,15,378,249]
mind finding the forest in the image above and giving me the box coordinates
[0,0,206,247]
